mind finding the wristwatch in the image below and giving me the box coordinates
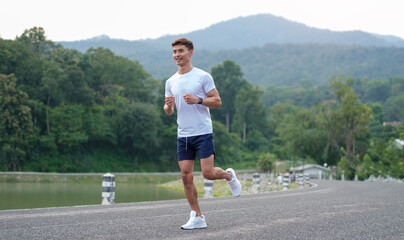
[198,97,203,104]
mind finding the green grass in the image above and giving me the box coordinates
[159,174,233,197]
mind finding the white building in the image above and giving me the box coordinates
[393,139,403,149]
[290,164,330,179]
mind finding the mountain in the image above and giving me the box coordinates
[370,33,404,45]
[60,13,404,51]
[144,14,404,50]
[59,14,404,86]
[126,43,404,86]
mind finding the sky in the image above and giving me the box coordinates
[1,0,403,42]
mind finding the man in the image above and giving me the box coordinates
[164,38,242,230]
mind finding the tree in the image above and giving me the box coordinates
[211,60,249,131]
[329,76,372,167]
[0,37,43,100]
[49,104,88,153]
[269,103,299,124]
[46,47,95,106]
[17,27,54,56]
[16,27,56,101]
[212,120,244,166]
[357,154,376,180]
[83,47,153,104]
[276,107,329,164]
[232,85,268,144]
[41,59,64,134]
[0,74,34,171]
[362,78,391,103]
[114,101,161,161]
[384,95,404,122]
[257,152,276,172]
[364,138,404,179]
[83,104,116,147]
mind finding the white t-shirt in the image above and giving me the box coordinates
[165,67,216,137]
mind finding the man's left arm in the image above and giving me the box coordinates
[202,88,222,108]
[183,88,222,108]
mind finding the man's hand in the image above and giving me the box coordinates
[165,95,175,106]
[183,93,198,104]
[164,95,175,115]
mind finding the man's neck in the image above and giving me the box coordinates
[178,64,193,75]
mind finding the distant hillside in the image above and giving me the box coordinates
[136,43,404,86]
[59,13,404,86]
[60,13,404,51]
[144,14,404,50]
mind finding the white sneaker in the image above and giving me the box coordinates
[226,168,242,197]
[181,210,207,230]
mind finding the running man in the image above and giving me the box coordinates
[164,38,242,230]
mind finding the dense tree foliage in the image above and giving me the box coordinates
[0,74,34,171]
[66,40,404,88]
[1,28,403,180]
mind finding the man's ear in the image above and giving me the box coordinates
[189,49,193,56]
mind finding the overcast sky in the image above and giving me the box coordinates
[1,0,403,42]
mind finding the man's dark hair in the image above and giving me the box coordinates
[171,38,194,51]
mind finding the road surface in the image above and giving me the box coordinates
[1,180,403,239]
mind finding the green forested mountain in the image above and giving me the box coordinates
[137,43,404,86]
[1,27,403,180]
[59,14,404,85]
[60,39,404,87]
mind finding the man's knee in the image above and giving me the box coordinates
[202,169,215,180]
[181,171,194,184]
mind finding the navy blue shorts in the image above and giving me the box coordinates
[177,133,215,161]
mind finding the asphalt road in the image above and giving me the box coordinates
[1,180,403,240]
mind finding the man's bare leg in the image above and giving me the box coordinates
[178,160,202,217]
[201,154,242,197]
[201,154,232,181]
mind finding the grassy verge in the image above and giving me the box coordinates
[160,174,302,197]
[159,175,233,197]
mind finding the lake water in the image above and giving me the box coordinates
[0,182,186,210]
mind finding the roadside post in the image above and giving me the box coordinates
[253,173,260,193]
[102,173,115,205]
[204,178,214,198]
[304,173,310,186]
[283,174,289,190]
[298,174,303,188]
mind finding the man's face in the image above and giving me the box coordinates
[172,44,193,67]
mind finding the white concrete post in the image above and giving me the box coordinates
[304,173,310,186]
[102,173,115,205]
[283,174,289,190]
[253,173,260,193]
[354,175,358,181]
[319,171,322,180]
[298,174,304,188]
[204,178,214,198]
